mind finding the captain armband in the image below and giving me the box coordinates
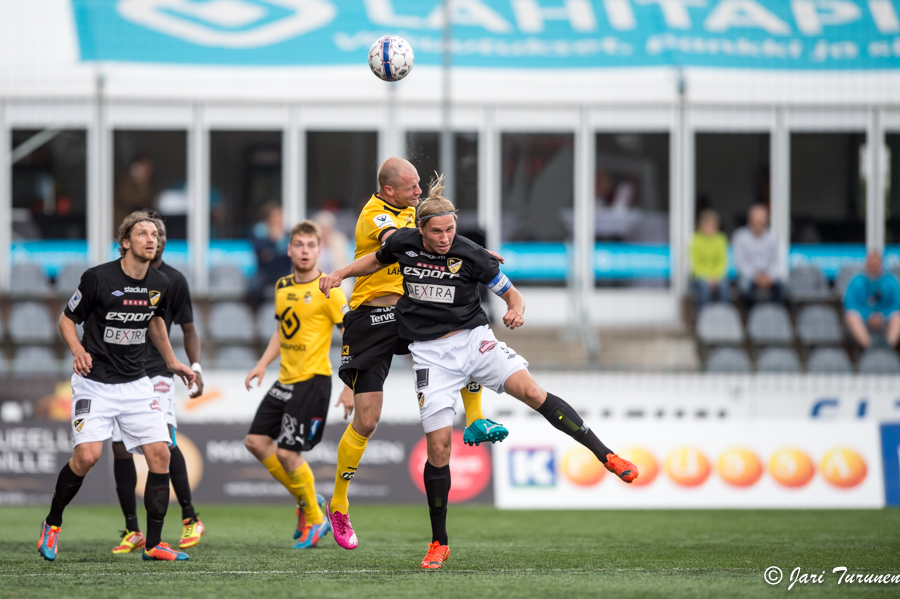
[486,272,512,297]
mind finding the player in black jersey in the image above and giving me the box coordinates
[110,218,206,555]
[38,211,196,562]
[320,177,639,569]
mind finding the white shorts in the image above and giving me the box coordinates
[410,325,529,433]
[71,374,171,455]
[111,375,177,443]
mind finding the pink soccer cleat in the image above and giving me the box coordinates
[325,499,358,550]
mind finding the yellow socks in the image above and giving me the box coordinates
[290,462,323,525]
[262,453,295,496]
[331,424,368,514]
[460,385,485,427]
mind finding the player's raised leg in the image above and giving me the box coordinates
[460,383,508,446]
[111,439,144,554]
[503,369,637,482]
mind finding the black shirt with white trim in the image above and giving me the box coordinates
[145,262,193,379]
[64,260,169,384]
[374,228,500,342]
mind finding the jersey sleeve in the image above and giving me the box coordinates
[374,231,399,265]
[361,206,398,244]
[327,288,349,325]
[171,274,194,326]
[63,269,96,324]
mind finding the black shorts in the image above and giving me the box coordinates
[338,305,410,393]
[247,375,331,451]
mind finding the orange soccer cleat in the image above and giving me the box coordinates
[421,541,450,570]
[142,542,189,561]
[605,453,639,483]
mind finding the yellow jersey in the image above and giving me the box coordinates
[274,273,348,384]
[349,194,416,309]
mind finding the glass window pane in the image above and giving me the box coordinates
[886,134,900,244]
[790,132,865,244]
[595,133,670,288]
[12,129,87,241]
[306,131,378,240]
[113,130,187,240]
[406,131,479,237]
[501,133,574,286]
[210,131,282,240]
[695,133,770,236]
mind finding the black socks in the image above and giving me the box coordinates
[169,445,197,521]
[423,461,450,546]
[46,463,85,527]
[113,457,140,532]
[538,393,613,463]
[144,472,170,550]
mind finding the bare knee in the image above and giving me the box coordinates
[352,414,378,438]
[111,441,131,461]
[245,435,272,460]
[71,445,102,476]
[142,442,170,473]
[522,383,546,408]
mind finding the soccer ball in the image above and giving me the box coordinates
[368,35,414,82]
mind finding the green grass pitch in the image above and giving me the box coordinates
[2,505,900,598]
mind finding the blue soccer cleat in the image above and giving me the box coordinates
[38,521,60,561]
[142,542,190,561]
[293,518,331,549]
[295,494,327,540]
[463,418,508,446]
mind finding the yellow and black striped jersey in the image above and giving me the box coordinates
[349,194,416,309]
[274,273,348,384]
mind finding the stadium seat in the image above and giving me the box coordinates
[788,265,831,303]
[705,347,752,373]
[208,302,255,344]
[256,302,276,340]
[857,348,900,375]
[696,304,744,345]
[9,263,52,298]
[756,347,802,373]
[214,346,257,369]
[807,348,853,374]
[833,264,863,300]
[12,346,60,377]
[208,265,248,299]
[747,303,793,345]
[9,302,55,344]
[55,261,89,297]
[796,305,843,346]
[0,354,8,377]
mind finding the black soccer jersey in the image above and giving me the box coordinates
[374,228,500,341]
[63,260,169,384]
[145,262,193,378]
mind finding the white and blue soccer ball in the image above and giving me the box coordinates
[368,35,414,82]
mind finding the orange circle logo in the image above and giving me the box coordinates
[768,447,815,488]
[665,447,710,487]
[820,447,867,488]
[136,433,204,499]
[561,446,605,487]
[717,447,763,487]
[618,447,658,486]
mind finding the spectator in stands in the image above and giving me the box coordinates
[733,204,784,306]
[113,156,154,236]
[249,201,291,305]
[690,209,729,307]
[844,251,900,349]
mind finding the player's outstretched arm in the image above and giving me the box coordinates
[59,312,92,375]
[245,330,280,390]
[499,286,526,330]
[149,316,196,388]
[319,253,388,298]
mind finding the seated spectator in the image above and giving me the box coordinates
[690,209,729,307]
[844,251,900,349]
[249,201,291,305]
[733,204,784,306]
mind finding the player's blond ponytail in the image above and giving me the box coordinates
[416,173,457,225]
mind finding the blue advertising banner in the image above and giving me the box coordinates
[71,0,900,69]
[880,422,900,507]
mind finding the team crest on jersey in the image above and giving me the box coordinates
[149,290,160,306]
[447,258,463,274]
[73,418,85,433]
[417,392,425,408]
[403,214,414,226]
[303,291,312,303]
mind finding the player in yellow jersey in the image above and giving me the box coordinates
[325,157,508,550]
[243,220,353,549]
